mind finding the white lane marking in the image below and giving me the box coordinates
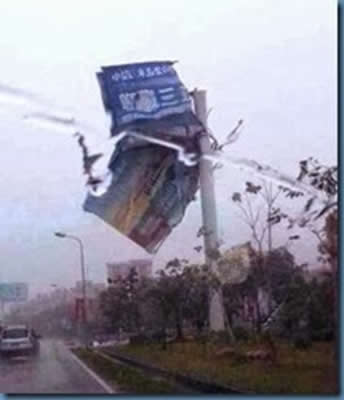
[66,346,114,394]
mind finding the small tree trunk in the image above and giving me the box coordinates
[175,307,183,340]
[254,290,262,334]
[331,257,338,377]
[161,325,167,350]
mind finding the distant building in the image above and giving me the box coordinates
[107,259,152,284]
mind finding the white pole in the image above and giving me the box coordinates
[0,300,5,321]
[192,89,225,332]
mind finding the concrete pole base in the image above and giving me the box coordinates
[209,290,225,332]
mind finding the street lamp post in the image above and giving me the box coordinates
[54,232,87,345]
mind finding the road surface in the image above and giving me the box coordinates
[0,339,111,394]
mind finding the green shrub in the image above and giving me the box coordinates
[209,330,232,344]
[310,327,334,342]
[293,332,312,349]
[233,326,251,342]
[129,333,149,345]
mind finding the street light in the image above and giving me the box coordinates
[54,232,87,345]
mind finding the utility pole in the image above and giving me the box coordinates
[192,89,225,332]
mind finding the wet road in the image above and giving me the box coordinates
[0,339,110,394]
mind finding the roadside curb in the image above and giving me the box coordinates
[100,348,248,394]
[66,345,115,394]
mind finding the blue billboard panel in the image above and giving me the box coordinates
[97,61,201,136]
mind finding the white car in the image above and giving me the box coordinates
[0,325,40,357]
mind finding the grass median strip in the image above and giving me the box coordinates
[73,348,183,394]
[107,341,337,394]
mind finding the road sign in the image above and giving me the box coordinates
[0,283,28,302]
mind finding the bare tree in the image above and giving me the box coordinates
[231,179,300,331]
[232,180,282,255]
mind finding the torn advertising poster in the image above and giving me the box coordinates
[83,136,199,253]
[97,61,202,137]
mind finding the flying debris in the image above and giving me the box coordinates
[83,61,202,253]
[76,133,103,175]
[84,136,199,253]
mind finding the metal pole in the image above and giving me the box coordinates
[75,237,87,322]
[0,300,5,321]
[55,233,87,345]
[71,236,87,345]
[192,89,225,332]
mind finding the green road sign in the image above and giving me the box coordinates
[0,283,28,302]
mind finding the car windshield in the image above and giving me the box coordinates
[2,329,29,339]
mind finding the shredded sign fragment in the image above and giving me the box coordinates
[84,136,199,253]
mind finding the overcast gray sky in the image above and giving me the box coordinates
[0,0,337,296]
